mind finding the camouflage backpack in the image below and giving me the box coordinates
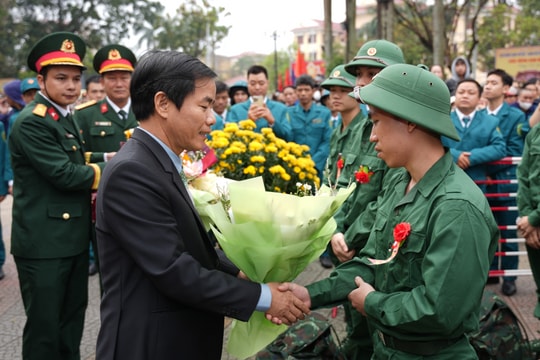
[255,312,346,359]
[468,290,536,360]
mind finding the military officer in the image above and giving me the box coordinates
[9,32,109,360]
[74,44,138,155]
[278,64,499,359]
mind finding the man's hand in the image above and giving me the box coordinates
[247,103,275,125]
[104,152,117,162]
[348,276,374,316]
[330,233,355,262]
[265,282,310,325]
[457,152,470,169]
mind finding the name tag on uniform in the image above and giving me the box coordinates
[312,118,323,124]
[65,133,75,138]
[94,121,112,126]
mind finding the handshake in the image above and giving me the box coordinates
[264,282,311,325]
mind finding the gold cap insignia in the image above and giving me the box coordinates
[333,70,341,77]
[108,49,121,60]
[367,47,377,56]
[60,39,76,53]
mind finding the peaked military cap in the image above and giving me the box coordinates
[27,32,86,73]
[357,63,460,141]
[93,44,136,74]
[344,39,405,75]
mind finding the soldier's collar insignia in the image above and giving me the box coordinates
[47,107,59,121]
[100,102,109,114]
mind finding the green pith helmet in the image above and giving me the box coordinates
[27,32,86,73]
[320,64,356,90]
[93,44,136,74]
[358,64,460,141]
[344,39,405,75]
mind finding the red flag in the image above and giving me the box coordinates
[277,73,283,91]
[294,49,307,77]
[285,67,291,86]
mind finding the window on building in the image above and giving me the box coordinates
[297,35,303,45]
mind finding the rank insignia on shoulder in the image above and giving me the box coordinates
[47,107,59,121]
[101,102,109,114]
[74,99,97,111]
[32,103,48,117]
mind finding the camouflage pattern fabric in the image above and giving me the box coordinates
[468,290,536,360]
[256,312,346,359]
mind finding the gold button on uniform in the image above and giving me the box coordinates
[72,145,77,151]
[100,131,106,137]
[62,213,70,220]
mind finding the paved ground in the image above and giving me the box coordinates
[0,195,538,359]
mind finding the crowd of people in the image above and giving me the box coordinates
[0,29,540,360]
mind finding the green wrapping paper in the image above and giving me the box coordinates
[190,176,355,359]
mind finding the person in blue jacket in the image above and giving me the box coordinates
[227,65,291,141]
[442,79,506,193]
[482,68,527,296]
[288,74,331,179]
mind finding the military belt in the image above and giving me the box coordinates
[377,330,462,356]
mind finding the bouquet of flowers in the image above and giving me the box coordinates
[190,176,355,359]
[206,120,320,194]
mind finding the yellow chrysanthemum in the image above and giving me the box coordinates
[243,165,257,176]
[250,155,265,163]
[239,119,257,130]
[249,141,264,152]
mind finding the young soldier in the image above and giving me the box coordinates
[9,31,109,360]
[277,64,499,359]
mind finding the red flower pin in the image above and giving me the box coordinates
[369,222,411,265]
[354,165,374,184]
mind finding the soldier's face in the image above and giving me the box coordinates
[101,71,131,105]
[38,66,82,108]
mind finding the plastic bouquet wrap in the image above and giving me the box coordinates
[189,176,355,359]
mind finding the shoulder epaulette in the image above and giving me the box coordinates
[75,99,97,111]
[32,103,48,117]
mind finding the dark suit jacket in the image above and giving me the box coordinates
[95,128,261,360]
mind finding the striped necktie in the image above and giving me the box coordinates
[118,110,127,121]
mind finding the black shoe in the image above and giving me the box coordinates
[486,276,500,285]
[502,280,517,296]
[319,255,333,269]
[89,263,98,276]
[0,268,4,280]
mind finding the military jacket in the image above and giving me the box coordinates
[517,124,540,226]
[288,102,331,176]
[308,152,499,357]
[325,111,391,242]
[481,103,525,195]
[74,98,138,153]
[8,93,105,258]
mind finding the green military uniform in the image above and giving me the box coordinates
[9,32,106,360]
[307,64,499,359]
[517,124,540,318]
[74,98,137,153]
[320,44,405,359]
[74,43,137,154]
[308,153,499,359]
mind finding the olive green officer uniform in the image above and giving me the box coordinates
[307,64,499,359]
[74,44,137,154]
[320,43,405,359]
[517,124,540,318]
[9,32,106,360]
[74,98,137,153]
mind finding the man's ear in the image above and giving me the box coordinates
[154,92,169,117]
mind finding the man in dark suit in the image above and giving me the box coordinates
[9,32,109,360]
[95,50,309,360]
